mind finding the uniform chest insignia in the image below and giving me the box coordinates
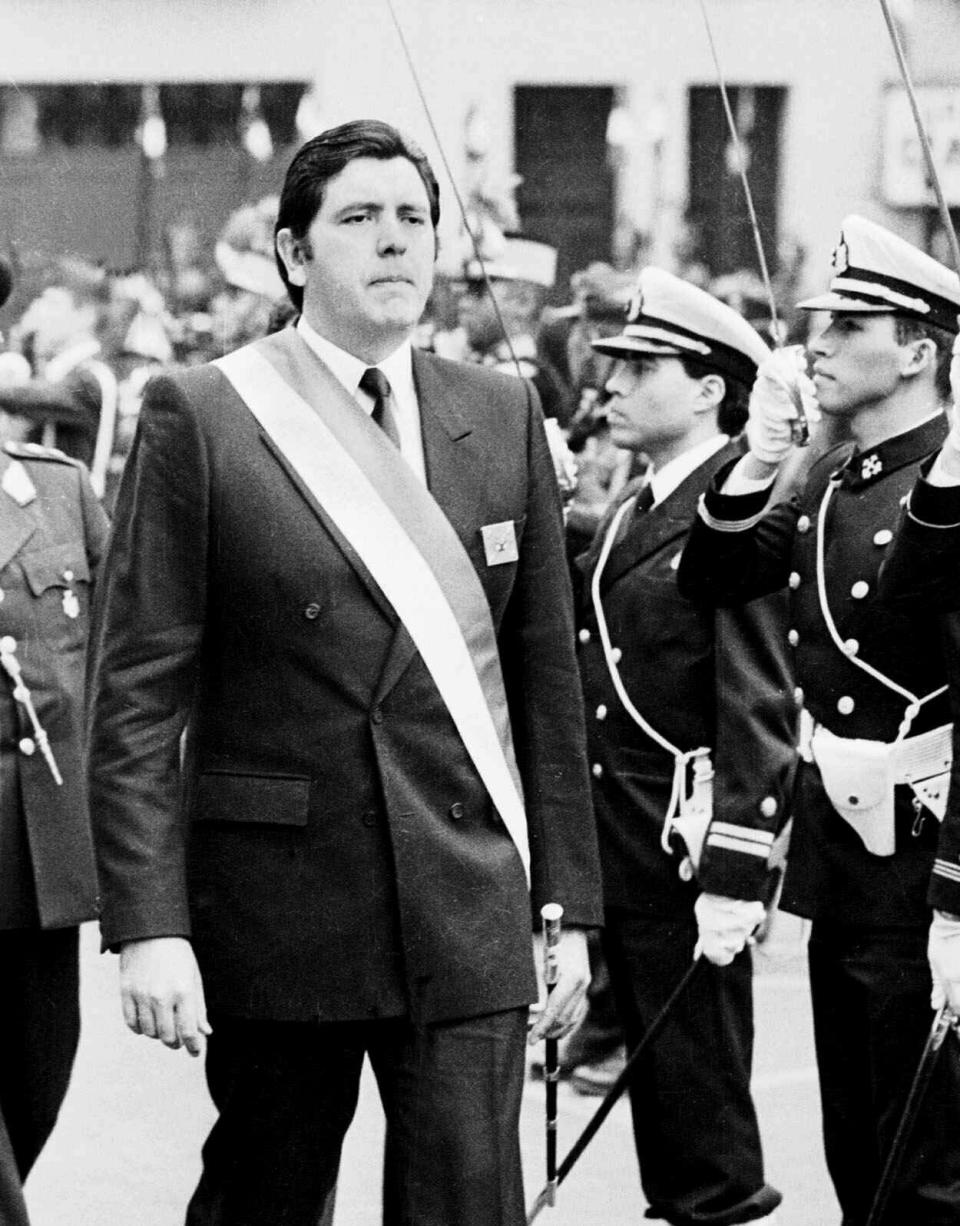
[861,454,883,481]
[481,520,519,566]
[626,284,644,323]
[1,460,36,507]
[832,235,850,275]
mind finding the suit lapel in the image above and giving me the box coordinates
[600,440,741,594]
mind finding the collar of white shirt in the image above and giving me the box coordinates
[295,317,426,482]
[649,434,729,507]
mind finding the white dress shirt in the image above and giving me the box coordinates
[649,434,729,506]
[297,317,427,484]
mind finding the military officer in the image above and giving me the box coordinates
[678,216,960,1224]
[0,424,108,1225]
[576,268,792,1225]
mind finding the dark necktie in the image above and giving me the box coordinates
[359,367,402,450]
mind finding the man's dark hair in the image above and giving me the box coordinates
[274,119,441,311]
[894,315,956,404]
[677,353,751,437]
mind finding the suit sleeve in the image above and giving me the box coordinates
[87,372,209,948]
[498,380,603,928]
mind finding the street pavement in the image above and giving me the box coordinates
[25,913,840,1225]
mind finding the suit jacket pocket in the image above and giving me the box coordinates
[193,771,310,826]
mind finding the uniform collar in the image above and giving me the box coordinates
[837,410,947,489]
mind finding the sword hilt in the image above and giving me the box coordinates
[0,637,63,785]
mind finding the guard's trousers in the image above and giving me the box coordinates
[603,909,781,1226]
[0,926,81,1226]
[185,1006,528,1226]
[809,922,960,1225]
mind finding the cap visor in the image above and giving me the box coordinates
[590,336,684,359]
[797,290,893,314]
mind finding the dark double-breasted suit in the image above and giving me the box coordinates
[575,439,793,1226]
[0,443,107,1226]
[87,333,602,1225]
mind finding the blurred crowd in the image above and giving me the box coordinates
[0,189,811,531]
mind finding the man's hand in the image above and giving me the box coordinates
[118,936,212,1057]
[745,346,817,468]
[928,910,960,1011]
[694,894,765,967]
[528,927,590,1044]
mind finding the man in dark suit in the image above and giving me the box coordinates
[0,412,108,1221]
[576,268,790,1226]
[678,216,960,1224]
[87,119,602,1226]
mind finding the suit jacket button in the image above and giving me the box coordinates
[760,796,778,818]
[304,603,322,620]
[449,802,464,820]
[578,628,591,644]
[362,809,377,827]
[371,707,383,725]
[592,762,604,779]
[19,737,35,756]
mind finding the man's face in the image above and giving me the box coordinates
[604,354,708,456]
[808,312,911,418]
[278,156,435,359]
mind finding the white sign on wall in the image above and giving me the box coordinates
[882,85,960,207]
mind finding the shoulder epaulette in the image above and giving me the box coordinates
[3,440,80,467]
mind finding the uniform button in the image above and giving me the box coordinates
[63,569,75,582]
[371,707,383,725]
[851,580,869,600]
[796,515,811,534]
[578,628,591,644]
[0,635,16,653]
[18,737,35,756]
[361,809,377,827]
[592,762,604,779]
[760,796,778,818]
[837,695,855,715]
[304,603,322,620]
[449,802,464,820]
[794,686,804,706]
[595,704,608,721]
[678,858,694,882]
[843,638,860,656]
[788,571,801,590]
[873,529,893,547]
[788,629,799,647]
[610,647,622,664]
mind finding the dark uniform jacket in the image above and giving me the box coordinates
[576,440,797,914]
[879,463,960,915]
[88,344,603,1025]
[678,414,958,925]
[0,443,108,931]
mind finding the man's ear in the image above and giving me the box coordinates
[695,372,726,414]
[275,228,308,288]
[900,336,938,381]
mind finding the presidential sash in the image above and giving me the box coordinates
[214,329,530,880]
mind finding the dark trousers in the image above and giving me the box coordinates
[0,926,81,1226]
[809,922,960,1225]
[185,1007,528,1226]
[603,910,780,1226]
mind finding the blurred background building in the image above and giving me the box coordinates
[1,0,959,323]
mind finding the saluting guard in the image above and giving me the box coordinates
[678,216,960,1224]
[576,268,792,1226]
[0,433,108,1226]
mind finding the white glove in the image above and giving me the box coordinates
[951,324,960,417]
[928,910,960,1011]
[746,346,819,465]
[694,893,766,967]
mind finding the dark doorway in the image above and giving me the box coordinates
[514,85,616,304]
[687,85,786,277]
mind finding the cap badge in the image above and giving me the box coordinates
[832,236,850,275]
[626,285,644,324]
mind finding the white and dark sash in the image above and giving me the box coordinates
[214,328,530,879]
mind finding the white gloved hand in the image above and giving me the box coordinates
[951,324,960,417]
[746,346,819,465]
[694,893,766,967]
[928,909,960,1011]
